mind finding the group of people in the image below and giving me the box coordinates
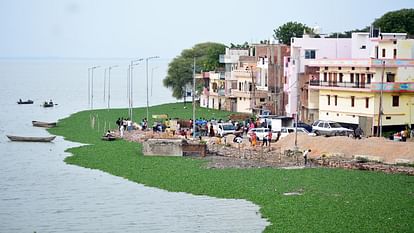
[115,117,134,138]
[248,129,274,147]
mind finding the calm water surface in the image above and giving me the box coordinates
[0,59,268,232]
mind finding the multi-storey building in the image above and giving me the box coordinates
[284,34,352,120]
[207,44,289,114]
[307,33,414,135]
[255,44,290,115]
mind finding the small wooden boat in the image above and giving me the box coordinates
[101,136,116,141]
[32,121,57,128]
[6,135,56,142]
[17,99,34,104]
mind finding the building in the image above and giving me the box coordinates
[284,34,352,120]
[307,32,414,135]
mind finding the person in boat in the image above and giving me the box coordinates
[19,99,22,103]
[49,99,53,105]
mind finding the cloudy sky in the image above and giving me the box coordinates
[0,0,413,59]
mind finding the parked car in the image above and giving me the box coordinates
[280,127,310,138]
[247,128,279,141]
[293,122,313,133]
[216,123,236,137]
[311,120,353,136]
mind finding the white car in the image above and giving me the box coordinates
[280,127,310,138]
[312,120,353,136]
[247,128,279,141]
[216,123,236,137]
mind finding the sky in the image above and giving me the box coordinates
[0,0,413,59]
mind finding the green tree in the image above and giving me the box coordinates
[230,41,249,49]
[273,21,313,45]
[163,42,226,99]
[373,8,414,36]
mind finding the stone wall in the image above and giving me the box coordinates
[142,139,186,156]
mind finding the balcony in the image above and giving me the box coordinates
[309,80,371,90]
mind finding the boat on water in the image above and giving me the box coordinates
[43,101,54,108]
[32,121,57,128]
[17,99,34,104]
[6,135,56,142]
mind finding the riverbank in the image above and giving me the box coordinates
[48,103,414,233]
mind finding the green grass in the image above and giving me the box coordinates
[49,103,414,233]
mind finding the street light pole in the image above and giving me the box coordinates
[88,68,91,107]
[107,65,118,110]
[193,57,196,138]
[377,60,385,137]
[89,66,100,110]
[146,56,159,122]
[294,57,300,149]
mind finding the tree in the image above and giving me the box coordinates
[230,41,249,49]
[273,21,313,45]
[373,8,414,37]
[163,42,226,99]
[327,27,370,38]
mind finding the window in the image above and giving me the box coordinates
[392,96,399,107]
[352,67,355,70]
[339,73,343,83]
[393,49,397,59]
[382,48,386,57]
[327,95,330,105]
[350,73,354,83]
[367,74,372,84]
[386,73,395,82]
[386,116,391,120]
[305,50,316,59]
[260,98,265,102]
[351,96,355,107]
[338,67,342,70]
[323,73,327,82]
[365,97,369,108]
[334,95,338,106]
[361,45,366,49]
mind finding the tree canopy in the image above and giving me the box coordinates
[163,42,226,99]
[273,21,313,45]
[373,8,414,36]
[230,41,249,49]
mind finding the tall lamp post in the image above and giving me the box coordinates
[89,66,100,110]
[129,59,144,121]
[107,65,118,110]
[145,56,159,122]
[193,57,196,138]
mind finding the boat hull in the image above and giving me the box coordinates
[6,135,56,142]
[32,121,57,128]
[17,100,34,104]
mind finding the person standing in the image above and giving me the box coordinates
[267,130,272,147]
[303,149,311,165]
[120,124,125,138]
[251,131,257,147]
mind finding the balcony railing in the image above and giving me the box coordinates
[309,80,371,89]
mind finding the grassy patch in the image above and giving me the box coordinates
[49,103,414,233]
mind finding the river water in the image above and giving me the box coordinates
[0,59,268,232]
